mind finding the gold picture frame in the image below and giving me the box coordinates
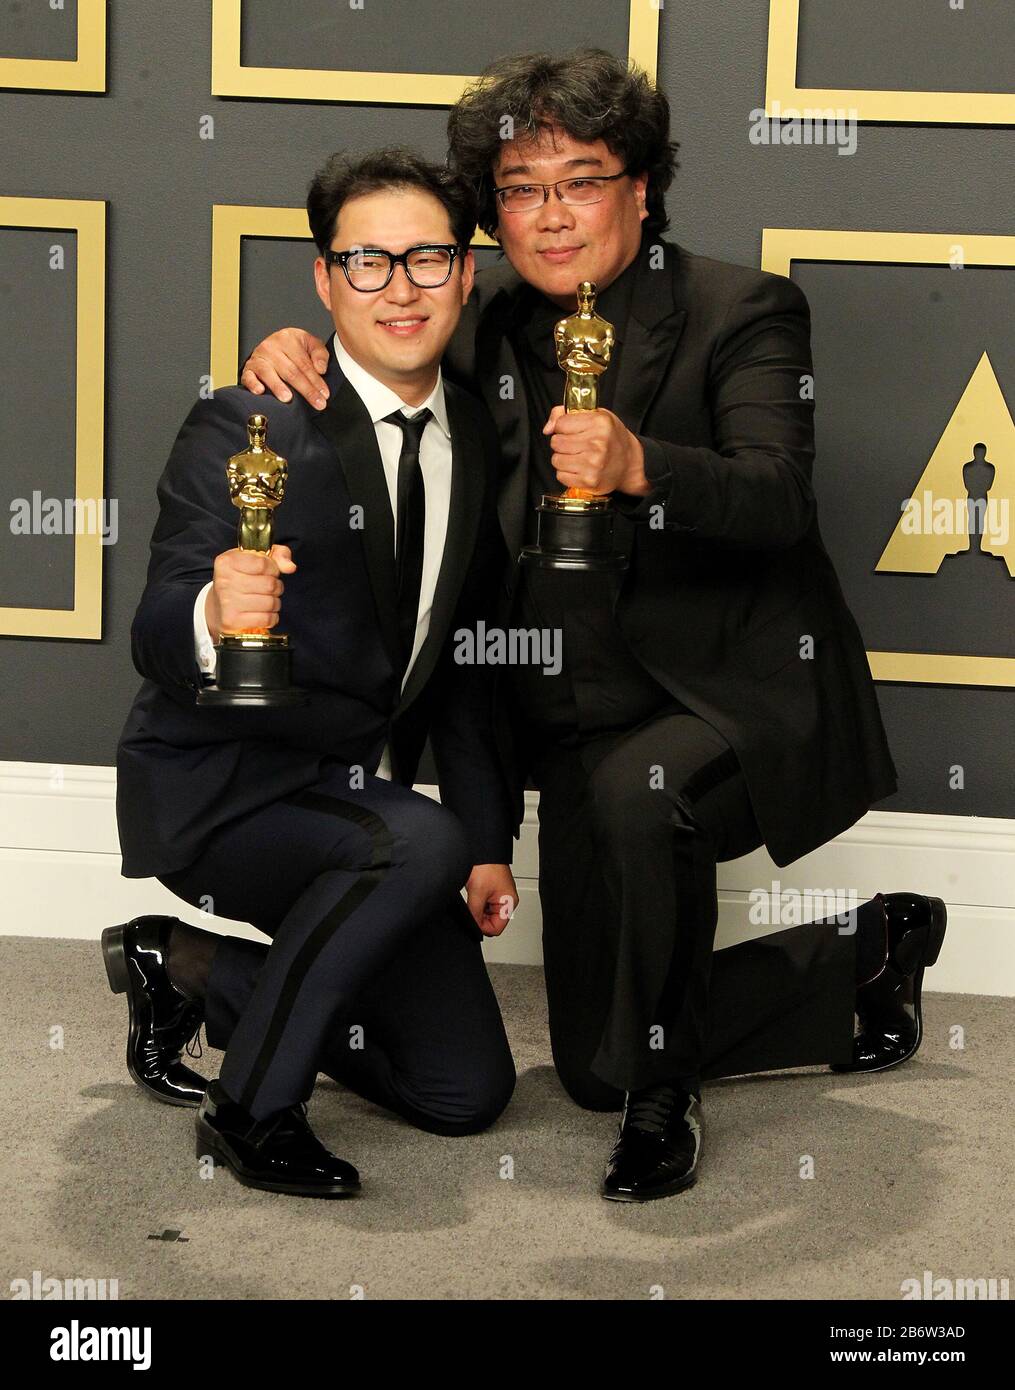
[762,226,1015,688]
[766,0,1015,126]
[0,0,106,93]
[211,0,659,103]
[0,197,106,639]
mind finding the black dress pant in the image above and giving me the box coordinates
[530,715,859,1110]
[159,759,515,1132]
[509,563,859,1111]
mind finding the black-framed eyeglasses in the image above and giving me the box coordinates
[493,171,629,214]
[324,243,461,292]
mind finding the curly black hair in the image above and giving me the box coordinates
[446,48,679,238]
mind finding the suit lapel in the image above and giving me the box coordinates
[472,243,689,569]
[609,242,688,435]
[474,288,529,567]
[396,385,484,714]
[605,244,689,568]
[309,348,404,678]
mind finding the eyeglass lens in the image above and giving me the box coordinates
[498,177,617,212]
[345,247,453,289]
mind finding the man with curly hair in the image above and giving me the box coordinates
[240,49,946,1202]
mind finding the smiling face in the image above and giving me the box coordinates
[314,186,474,404]
[491,126,648,308]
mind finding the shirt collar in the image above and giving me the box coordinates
[332,331,450,437]
[517,235,644,358]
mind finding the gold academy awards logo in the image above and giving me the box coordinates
[876,352,1015,576]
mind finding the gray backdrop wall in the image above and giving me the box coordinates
[1,0,1013,821]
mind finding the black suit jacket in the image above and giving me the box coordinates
[446,237,898,867]
[116,336,515,879]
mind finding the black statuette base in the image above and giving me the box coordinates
[519,502,629,573]
[196,639,308,707]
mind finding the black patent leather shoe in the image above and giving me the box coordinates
[601,1085,702,1202]
[195,1079,360,1198]
[831,893,947,1075]
[101,916,207,1107]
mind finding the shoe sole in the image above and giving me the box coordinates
[924,897,948,967]
[601,1170,698,1202]
[832,898,948,1076]
[101,924,129,994]
[195,1126,360,1199]
[102,922,206,1109]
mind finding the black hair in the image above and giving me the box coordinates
[446,48,679,237]
[306,145,478,254]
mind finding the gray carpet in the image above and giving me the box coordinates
[2,936,1011,1301]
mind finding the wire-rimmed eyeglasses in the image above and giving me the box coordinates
[493,171,629,214]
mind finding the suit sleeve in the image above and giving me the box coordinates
[428,415,517,866]
[613,272,817,549]
[129,393,258,694]
[430,655,516,866]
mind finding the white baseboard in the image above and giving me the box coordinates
[2,760,1013,994]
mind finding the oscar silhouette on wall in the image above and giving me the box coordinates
[877,351,1015,579]
[959,442,1009,576]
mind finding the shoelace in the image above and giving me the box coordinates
[624,1084,687,1134]
[184,1022,204,1061]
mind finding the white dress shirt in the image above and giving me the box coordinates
[193,330,453,780]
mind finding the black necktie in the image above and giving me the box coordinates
[384,407,431,676]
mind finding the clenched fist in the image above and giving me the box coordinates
[543,404,652,497]
[205,543,297,640]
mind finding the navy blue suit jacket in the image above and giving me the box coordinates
[116,336,517,879]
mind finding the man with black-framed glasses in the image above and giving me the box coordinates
[240,49,946,1204]
[324,242,464,291]
[111,148,519,1198]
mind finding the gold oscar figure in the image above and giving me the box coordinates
[555,278,615,495]
[519,280,628,572]
[196,413,307,706]
[227,413,287,555]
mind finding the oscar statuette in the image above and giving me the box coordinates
[518,280,629,574]
[196,413,307,707]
